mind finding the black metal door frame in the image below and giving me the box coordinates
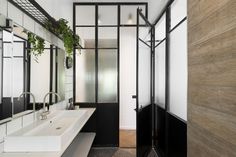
[136,8,155,157]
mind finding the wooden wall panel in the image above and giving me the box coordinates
[188,0,236,156]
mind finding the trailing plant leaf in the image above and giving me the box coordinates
[27,32,45,62]
[45,18,81,57]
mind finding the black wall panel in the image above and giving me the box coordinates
[166,112,187,157]
[80,103,119,147]
[137,104,152,157]
[154,105,166,157]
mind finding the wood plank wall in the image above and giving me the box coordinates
[188,0,236,156]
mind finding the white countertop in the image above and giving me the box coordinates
[0,108,95,157]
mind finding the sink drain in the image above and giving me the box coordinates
[56,127,61,130]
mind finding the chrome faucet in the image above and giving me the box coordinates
[41,92,61,120]
[18,92,36,120]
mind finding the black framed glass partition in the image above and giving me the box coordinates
[152,0,187,157]
[73,2,148,147]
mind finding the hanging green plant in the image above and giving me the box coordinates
[45,18,80,58]
[27,32,45,62]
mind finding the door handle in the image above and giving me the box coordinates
[132,95,137,99]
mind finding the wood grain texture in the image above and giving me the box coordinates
[119,130,136,148]
[188,0,236,156]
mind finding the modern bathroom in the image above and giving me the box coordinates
[0,0,235,157]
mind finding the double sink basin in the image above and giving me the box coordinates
[4,110,88,152]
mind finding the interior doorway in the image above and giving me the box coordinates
[119,26,137,148]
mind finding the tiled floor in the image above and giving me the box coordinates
[88,130,158,157]
[88,148,136,157]
[88,148,158,157]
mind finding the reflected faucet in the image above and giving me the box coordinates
[18,92,36,120]
[41,92,61,120]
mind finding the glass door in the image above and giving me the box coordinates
[136,8,154,157]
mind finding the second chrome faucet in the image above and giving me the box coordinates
[41,92,61,120]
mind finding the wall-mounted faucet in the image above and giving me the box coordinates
[18,92,36,120]
[41,92,61,120]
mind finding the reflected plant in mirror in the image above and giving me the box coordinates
[27,32,45,62]
[0,22,66,123]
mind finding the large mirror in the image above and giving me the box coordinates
[0,19,65,122]
[0,23,14,121]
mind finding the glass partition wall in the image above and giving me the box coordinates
[152,1,187,157]
[75,4,119,146]
[74,2,148,147]
[135,1,187,156]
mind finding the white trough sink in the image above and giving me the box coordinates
[4,110,89,152]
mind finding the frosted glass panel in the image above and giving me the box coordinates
[13,42,24,56]
[76,49,95,102]
[3,43,13,57]
[76,27,95,47]
[155,41,166,108]
[3,30,12,42]
[120,5,146,25]
[169,21,187,121]
[98,50,117,103]
[98,6,117,25]
[98,27,117,48]
[170,0,187,29]
[155,14,166,41]
[138,15,151,108]
[12,58,24,97]
[76,6,95,25]
[3,58,12,97]
[138,40,151,108]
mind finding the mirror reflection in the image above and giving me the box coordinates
[0,28,13,121]
[0,22,66,122]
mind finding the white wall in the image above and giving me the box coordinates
[35,0,74,27]
[2,31,13,98]
[30,48,50,103]
[12,41,24,98]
